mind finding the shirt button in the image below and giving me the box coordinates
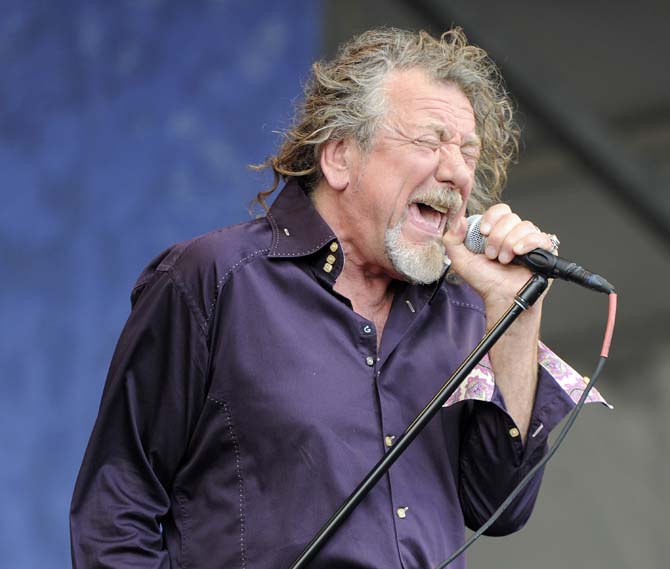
[326,254,336,264]
[323,262,333,273]
[509,427,520,438]
[365,356,375,367]
[396,507,409,519]
[362,324,372,334]
[384,435,395,447]
[329,241,339,252]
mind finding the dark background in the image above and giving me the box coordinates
[1,1,667,567]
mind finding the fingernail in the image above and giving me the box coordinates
[480,222,491,234]
[513,243,524,254]
[499,251,511,263]
[485,245,496,258]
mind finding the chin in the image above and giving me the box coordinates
[385,223,447,284]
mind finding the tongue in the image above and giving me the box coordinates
[409,203,442,232]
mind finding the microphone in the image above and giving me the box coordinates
[464,215,615,294]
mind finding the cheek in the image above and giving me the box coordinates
[358,178,405,232]
[383,193,408,230]
[371,176,416,225]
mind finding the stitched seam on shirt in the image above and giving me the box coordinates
[267,208,337,257]
[166,270,208,336]
[155,221,264,273]
[174,490,191,569]
[268,235,339,259]
[448,298,487,316]
[204,249,269,330]
[269,235,335,258]
[207,396,248,568]
[267,210,281,254]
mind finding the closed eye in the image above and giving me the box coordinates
[461,144,481,165]
[412,136,441,150]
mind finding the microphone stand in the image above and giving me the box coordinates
[289,273,549,569]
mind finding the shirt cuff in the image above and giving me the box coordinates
[443,341,612,459]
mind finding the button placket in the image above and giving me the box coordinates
[360,319,377,370]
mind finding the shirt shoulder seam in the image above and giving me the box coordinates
[204,248,270,330]
[161,268,208,337]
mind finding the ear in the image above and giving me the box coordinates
[320,138,352,191]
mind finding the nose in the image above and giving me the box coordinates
[435,144,473,197]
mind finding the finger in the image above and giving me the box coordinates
[483,211,522,261]
[442,215,470,265]
[498,220,541,263]
[511,229,556,257]
[545,233,560,254]
[479,203,512,235]
[443,215,468,247]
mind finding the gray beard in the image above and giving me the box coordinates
[384,221,448,285]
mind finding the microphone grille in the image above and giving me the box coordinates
[464,215,487,254]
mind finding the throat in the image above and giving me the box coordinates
[334,276,395,351]
[418,203,441,226]
[356,299,392,351]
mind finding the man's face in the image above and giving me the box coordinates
[346,69,478,284]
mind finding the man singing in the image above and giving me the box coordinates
[71,28,602,568]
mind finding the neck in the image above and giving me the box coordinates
[311,186,394,301]
[311,186,396,343]
[334,263,395,351]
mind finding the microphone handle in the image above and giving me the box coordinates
[513,249,614,294]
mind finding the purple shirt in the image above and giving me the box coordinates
[70,180,592,568]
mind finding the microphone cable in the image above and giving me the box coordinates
[434,291,617,569]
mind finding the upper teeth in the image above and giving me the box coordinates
[417,201,448,214]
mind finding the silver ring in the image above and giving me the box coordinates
[548,233,560,253]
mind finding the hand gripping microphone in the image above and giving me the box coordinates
[464,215,615,294]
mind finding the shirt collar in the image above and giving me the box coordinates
[265,178,447,298]
[266,179,337,259]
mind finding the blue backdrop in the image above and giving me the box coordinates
[0,1,320,566]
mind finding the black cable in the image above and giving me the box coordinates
[434,356,608,569]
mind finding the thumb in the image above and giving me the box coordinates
[443,215,471,265]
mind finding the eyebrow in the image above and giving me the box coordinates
[462,133,482,148]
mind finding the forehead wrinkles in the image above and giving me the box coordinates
[386,87,477,138]
[413,96,476,131]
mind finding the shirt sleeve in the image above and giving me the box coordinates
[452,346,610,536]
[70,267,209,568]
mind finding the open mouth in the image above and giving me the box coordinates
[407,200,449,235]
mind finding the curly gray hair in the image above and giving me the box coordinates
[252,27,519,214]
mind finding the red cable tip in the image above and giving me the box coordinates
[601,293,617,358]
